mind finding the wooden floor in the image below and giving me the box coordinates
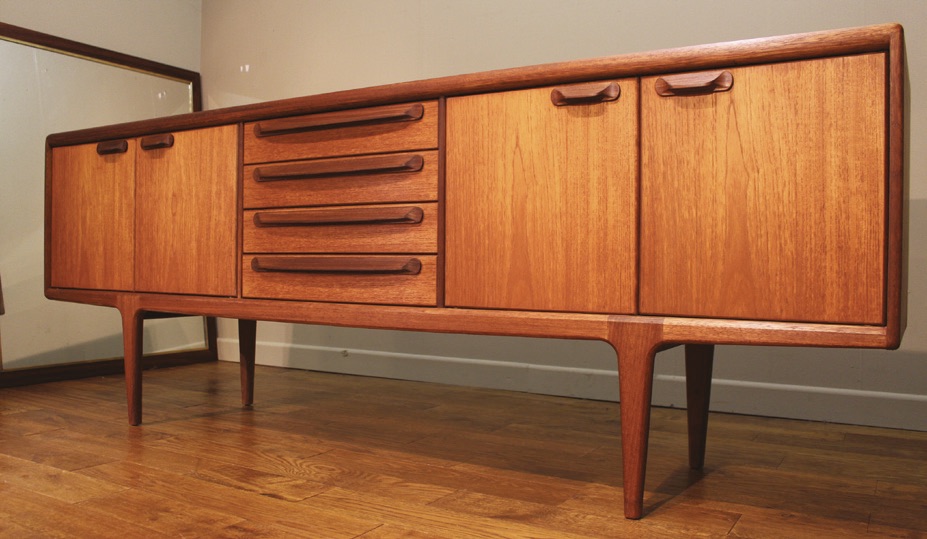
[1,362,925,538]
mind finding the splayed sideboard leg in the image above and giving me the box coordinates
[685,344,715,470]
[120,306,144,426]
[607,322,662,519]
[239,319,257,406]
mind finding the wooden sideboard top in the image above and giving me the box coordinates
[46,23,902,146]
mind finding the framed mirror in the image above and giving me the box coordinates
[0,22,215,383]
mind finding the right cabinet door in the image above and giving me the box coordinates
[135,125,238,296]
[446,80,638,313]
[640,54,886,324]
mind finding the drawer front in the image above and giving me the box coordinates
[244,203,438,254]
[244,101,439,164]
[244,151,438,209]
[243,255,437,306]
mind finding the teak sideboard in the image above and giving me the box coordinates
[45,24,906,519]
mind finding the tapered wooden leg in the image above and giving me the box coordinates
[239,319,257,406]
[609,322,662,520]
[685,344,715,470]
[121,308,144,426]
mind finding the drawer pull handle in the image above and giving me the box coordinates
[550,82,620,106]
[139,133,175,150]
[251,256,422,275]
[254,154,424,183]
[654,70,733,96]
[96,140,129,155]
[254,103,425,137]
[254,206,424,227]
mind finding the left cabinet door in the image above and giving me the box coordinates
[135,125,238,296]
[50,141,136,291]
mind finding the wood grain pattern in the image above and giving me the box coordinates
[5,361,927,536]
[640,54,886,324]
[244,151,439,209]
[49,142,136,291]
[243,255,437,306]
[46,24,901,147]
[244,101,439,165]
[244,203,438,254]
[135,125,238,296]
[446,79,638,314]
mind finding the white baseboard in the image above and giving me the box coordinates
[218,338,927,431]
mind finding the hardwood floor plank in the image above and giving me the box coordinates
[0,430,117,471]
[313,447,586,506]
[77,488,247,536]
[78,460,381,537]
[728,507,871,538]
[2,361,926,536]
[208,519,324,538]
[429,489,737,538]
[0,409,73,438]
[297,451,460,505]
[305,486,601,539]
[355,524,459,538]
[0,453,127,503]
[191,461,330,501]
[0,482,170,538]
[24,427,204,475]
[776,446,927,485]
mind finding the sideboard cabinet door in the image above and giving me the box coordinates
[445,80,639,314]
[50,141,136,291]
[640,54,886,324]
[135,125,238,296]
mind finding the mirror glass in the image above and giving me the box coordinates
[0,33,204,370]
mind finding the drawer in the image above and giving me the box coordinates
[244,203,438,254]
[244,151,438,209]
[243,255,437,306]
[244,101,439,164]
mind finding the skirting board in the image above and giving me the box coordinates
[217,338,927,432]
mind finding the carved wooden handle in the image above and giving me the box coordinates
[253,206,424,227]
[96,140,129,155]
[251,256,422,275]
[654,71,733,96]
[139,133,175,150]
[550,82,621,106]
[254,154,424,183]
[254,103,425,137]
